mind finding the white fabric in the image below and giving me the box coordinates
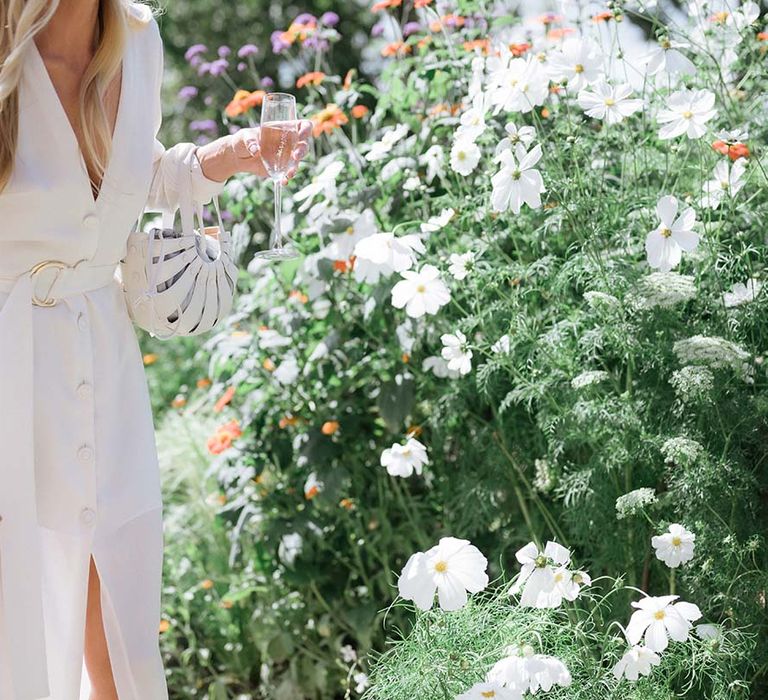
[0,4,228,698]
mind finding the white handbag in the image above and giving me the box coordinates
[120,166,239,339]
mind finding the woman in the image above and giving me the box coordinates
[0,1,311,698]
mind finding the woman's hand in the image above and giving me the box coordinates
[195,120,313,186]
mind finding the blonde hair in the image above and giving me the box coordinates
[0,0,156,193]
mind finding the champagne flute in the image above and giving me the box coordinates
[254,92,300,260]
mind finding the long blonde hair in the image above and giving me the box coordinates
[0,0,155,193]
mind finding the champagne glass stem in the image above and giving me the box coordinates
[271,178,282,249]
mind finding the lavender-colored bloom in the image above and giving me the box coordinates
[190,119,218,133]
[178,85,198,101]
[294,12,316,25]
[209,58,229,76]
[261,76,275,88]
[221,210,234,222]
[371,22,386,38]
[320,11,340,27]
[218,45,231,58]
[237,61,247,72]
[184,43,207,62]
[444,15,462,27]
[302,35,329,51]
[238,43,259,58]
[271,30,291,54]
[403,21,422,36]
[204,95,214,106]
[228,124,241,135]
[197,61,211,76]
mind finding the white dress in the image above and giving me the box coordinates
[0,4,228,698]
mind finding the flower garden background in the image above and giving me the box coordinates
[144,1,768,698]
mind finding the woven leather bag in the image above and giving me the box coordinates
[120,160,238,339]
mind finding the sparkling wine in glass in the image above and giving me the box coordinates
[254,92,300,260]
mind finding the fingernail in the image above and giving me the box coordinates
[247,142,259,155]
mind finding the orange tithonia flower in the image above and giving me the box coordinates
[712,140,750,160]
[339,498,355,510]
[333,258,351,273]
[263,358,276,372]
[220,599,234,609]
[311,103,349,137]
[592,11,614,21]
[142,353,158,365]
[351,104,370,119]
[171,395,187,409]
[758,31,768,40]
[200,579,214,590]
[509,41,532,56]
[381,41,411,57]
[407,424,423,438]
[429,14,465,32]
[322,420,340,435]
[372,0,401,11]
[214,385,235,412]
[158,619,170,633]
[207,419,242,455]
[463,38,491,54]
[279,414,300,429]
[225,89,265,118]
[547,27,576,40]
[343,69,356,90]
[296,71,326,89]
[197,377,212,389]
[414,0,432,6]
[537,12,562,24]
[289,289,309,304]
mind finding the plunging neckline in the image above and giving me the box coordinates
[28,36,130,207]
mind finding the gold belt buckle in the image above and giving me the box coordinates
[29,259,71,307]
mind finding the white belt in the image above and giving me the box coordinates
[0,258,120,699]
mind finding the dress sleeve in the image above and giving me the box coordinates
[143,20,229,214]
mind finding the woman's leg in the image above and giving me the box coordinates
[84,555,119,700]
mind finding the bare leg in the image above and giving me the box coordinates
[84,555,119,700]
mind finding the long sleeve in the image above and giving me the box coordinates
[143,17,228,215]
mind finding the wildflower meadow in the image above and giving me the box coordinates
[146,1,768,698]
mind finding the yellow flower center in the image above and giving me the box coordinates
[654,610,666,621]
[672,536,682,546]
[346,226,355,235]
[457,151,466,161]
[574,63,584,73]
[660,226,672,238]
[534,555,548,568]
[511,169,521,180]
[720,180,729,190]
[417,284,426,293]
[481,692,496,698]
[554,572,564,583]
[682,110,693,119]
[604,98,615,106]
[434,561,448,573]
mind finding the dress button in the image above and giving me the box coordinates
[76,381,92,400]
[77,312,88,331]
[77,445,94,463]
[80,507,96,526]
[83,213,99,229]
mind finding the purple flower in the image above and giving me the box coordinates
[218,45,231,58]
[237,43,259,58]
[261,76,275,88]
[271,30,291,54]
[403,21,422,37]
[237,61,247,72]
[294,13,316,25]
[371,22,386,38]
[190,119,218,133]
[221,210,234,222]
[302,35,329,51]
[197,62,211,76]
[178,85,198,101]
[320,11,340,27]
[184,43,207,62]
[208,58,229,76]
[204,95,213,106]
[228,124,241,135]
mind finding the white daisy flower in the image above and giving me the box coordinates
[420,144,445,184]
[380,437,429,478]
[657,88,717,140]
[612,645,662,682]
[645,38,696,76]
[547,37,603,91]
[293,160,344,212]
[391,264,451,318]
[450,137,482,176]
[456,92,488,141]
[365,123,409,161]
[441,330,473,375]
[487,645,572,694]
[353,232,425,284]
[397,537,489,611]
[700,158,747,210]
[645,195,698,272]
[577,81,643,125]
[321,208,377,262]
[448,252,475,280]
[278,533,303,565]
[421,207,455,234]
[489,55,549,115]
[492,334,511,354]
[422,355,461,378]
[625,594,703,652]
[274,356,300,385]
[651,523,696,568]
[495,122,537,157]
[457,681,519,700]
[491,143,545,214]
[510,540,572,607]
[723,279,762,308]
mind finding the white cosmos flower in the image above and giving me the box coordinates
[380,437,429,478]
[700,157,747,209]
[625,594,702,652]
[448,252,475,280]
[657,89,717,140]
[489,55,549,114]
[723,279,762,308]
[651,523,696,568]
[321,209,377,262]
[456,92,488,141]
[612,645,662,682]
[491,143,545,214]
[365,123,409,161]
[696,623,724,642]
[537,567,592,607]
[450,137,482,176]
[353,232,425,284]
[423,355,461,378]
[304,471,324,499]
[511,540,572,607]
[547,37,602,91]
[645,38,696,76]
[441,330,473,375]
[257,328,291,349]
[492,334,511,354]
[397,537,489,611]
[278,532,303,565]
[274,356,300,385]
[457,681,520,700]
[421,208,455,234]
[645,195,698,272]
[577,81,643,125]
[420,144,445,184]
[487,645,572,694]
[293,160,344,212]
[495,122,536,156]
[391,264,451,318]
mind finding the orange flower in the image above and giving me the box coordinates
[537,12,562,24]
[758,31,768,40]
[709,11,729,24]
[351,104,369,119]
[197,377,212,389]
[372,0,401,11]
[401,353,410,363]
[343,69,356,90]
[541,107,551,118]
[207,419,242,455]
[381,41,411,57]
[220,599,233,609]
[142,353,158,366]
[200,579,214,590]
[289,289,309,304]
[263,358,276,372]
[158,619,170,633]
[225,89,265,118]
[333,259,351,273]
[509,41,532,56]
[712,140,750,160]
[406,424,423,438]
[310,103,349,137]
[322,420,340,435]
[214,386,236,412]
[463,38,490,54]
[592,11,614,22]
[339,498,355,510]
[429,14,465,32]
[296,71,326,89]
[279,414,299,429]
[547,27,575,40]
[417,36,432,51]
[414,0,432,5]
[171,395,187,409]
